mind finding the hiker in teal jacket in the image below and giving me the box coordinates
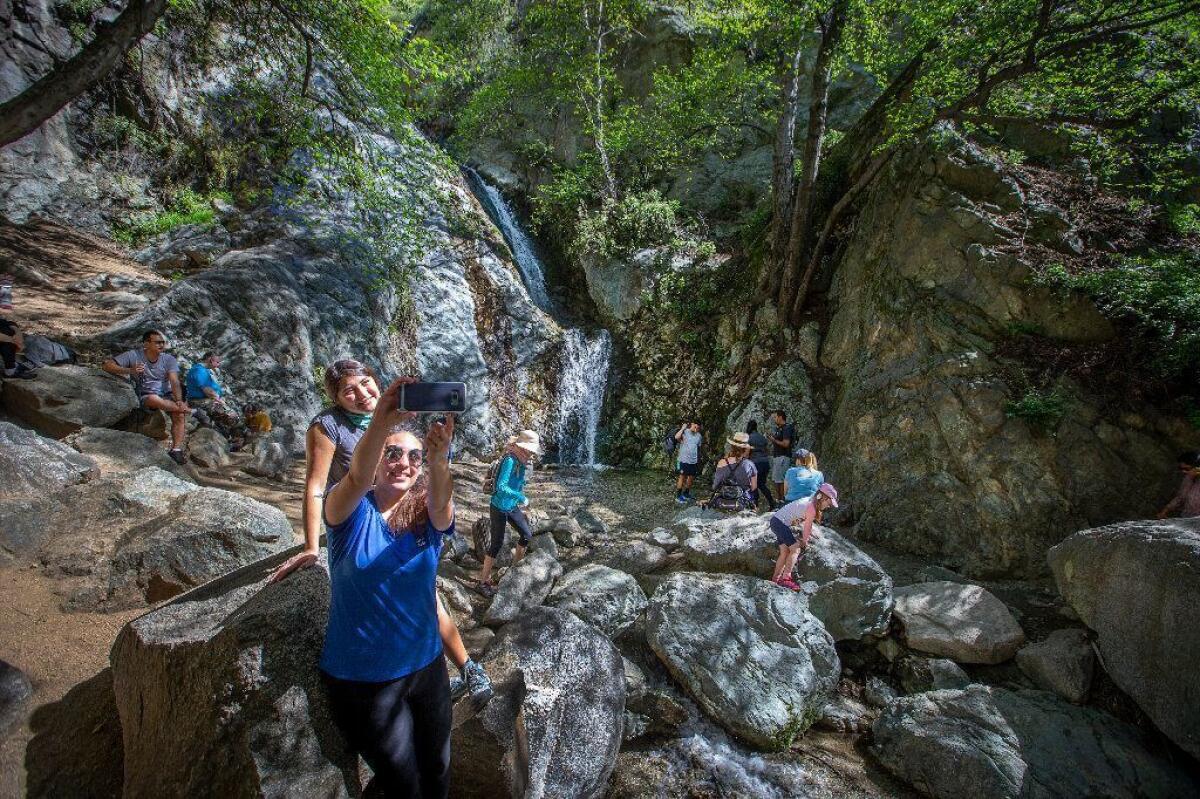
[475,430,542,596]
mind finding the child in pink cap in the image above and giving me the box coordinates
[769,482,839,591]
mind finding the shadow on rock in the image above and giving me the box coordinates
[25,667,123,799]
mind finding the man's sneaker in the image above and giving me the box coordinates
[2,363,36,380]
[449,673,467,702]
[675,495,687,505]
[462,659,493,709]
[168,448,188,465]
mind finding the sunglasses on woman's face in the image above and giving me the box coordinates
[383,445,424,466]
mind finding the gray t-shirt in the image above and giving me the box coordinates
[114,348,179,397]
[677,429,702,464]
[311,407,366,490]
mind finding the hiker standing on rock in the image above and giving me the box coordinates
[783,448,824,502]
[769,482,838,591]
[269,358,491,709]
[674,420,703,504]
[475,430,542,596]
[103,329,189,464]
[318,377,455,797]
[707,431,757,511]
[766,409,794,503]
[745,420,774,510]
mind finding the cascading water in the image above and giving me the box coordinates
[464,168,552,312]
[464,168,611,466]
[553,329,611,466]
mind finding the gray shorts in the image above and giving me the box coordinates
[770,456,790,483]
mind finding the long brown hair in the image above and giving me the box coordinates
[381,425,429,533]
[323,358,381,407]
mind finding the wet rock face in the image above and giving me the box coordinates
[0,420,98,499]
[820,133,1196,577]
[1049,519,1200,758]
[110,552,359,798]
[451,606,625,798]
[1,365,140,438]
[645,572,840,750]
[892,581,1025,665]
[872,685,1200,799]
[0,467,293,610]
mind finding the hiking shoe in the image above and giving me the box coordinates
[675,495,687,505]
[463,659,493,709]
[3,363,36,380]
[472,580,497,598]
[169,448,188,465]
[449,674,467,702]
[775,577,801,591]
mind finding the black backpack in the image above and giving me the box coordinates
[663,427,677,454]
[711,477,747,512]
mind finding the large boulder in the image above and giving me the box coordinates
[819,134,1195,577]
[1048,519,1200,757]
[1,364,138,438]
[482,548,562,626]
[110,551,359,798]
[187,426,230,467]
[451,607,625,798]
[682,514,893,641]
[872,685,1199,799]
[547,564,648,637]
[0,467,293,610]
[591,540,669,576]
[645,572,840,750]
[0,420,97,499]
[1015,628,1095,704]
[892,581,1025,664]
[66,426,194,480]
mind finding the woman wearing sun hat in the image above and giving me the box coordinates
[712,432,758,490]
[475,430,542,595]
[769,482,839,591]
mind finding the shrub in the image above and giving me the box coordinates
[114,189,228,246]
[1048,253,1200,379]
[1006,388,1068,430]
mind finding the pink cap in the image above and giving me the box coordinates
[817,482,839,507]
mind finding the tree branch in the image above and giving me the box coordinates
[0,0,169,149]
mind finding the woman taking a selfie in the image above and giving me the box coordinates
[319,377,455,797]
[270,359,491,707]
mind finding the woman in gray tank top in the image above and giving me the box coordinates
[268,359,492,707]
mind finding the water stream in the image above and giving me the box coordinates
[465,168,612,466]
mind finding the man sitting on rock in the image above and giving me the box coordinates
[103,329,189,464]
[186,351,241,441]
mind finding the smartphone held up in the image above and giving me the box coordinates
[398,382,467,414]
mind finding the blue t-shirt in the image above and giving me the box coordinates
[784,467,824,502]
[490,453,527,513]
[319,491,451,682]
[185,363,223,400]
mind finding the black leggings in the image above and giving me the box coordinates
[487,504,532,558]
[0,319,16,369]
[751,459,774,508]
[321,656,451,798]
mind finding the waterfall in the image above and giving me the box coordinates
[464,168,611,466]
[554,329,611,467]
[463,168,552,312]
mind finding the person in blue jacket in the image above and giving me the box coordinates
[475,430,542,596]
[784,448,825,502]
[318,376,456,797]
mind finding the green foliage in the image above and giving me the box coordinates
[113,188,229,246]
[1005,388,1068,430]
[1168,203,1200,235]
[1046,253,1200,379]
[564,190,680,262]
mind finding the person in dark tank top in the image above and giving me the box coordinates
[268,359,492,710]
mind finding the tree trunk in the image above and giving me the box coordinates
[759,42,806,301]
[775,0,847,320]
[0,0,170,149]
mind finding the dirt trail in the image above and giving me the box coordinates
[0,219,167,354]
